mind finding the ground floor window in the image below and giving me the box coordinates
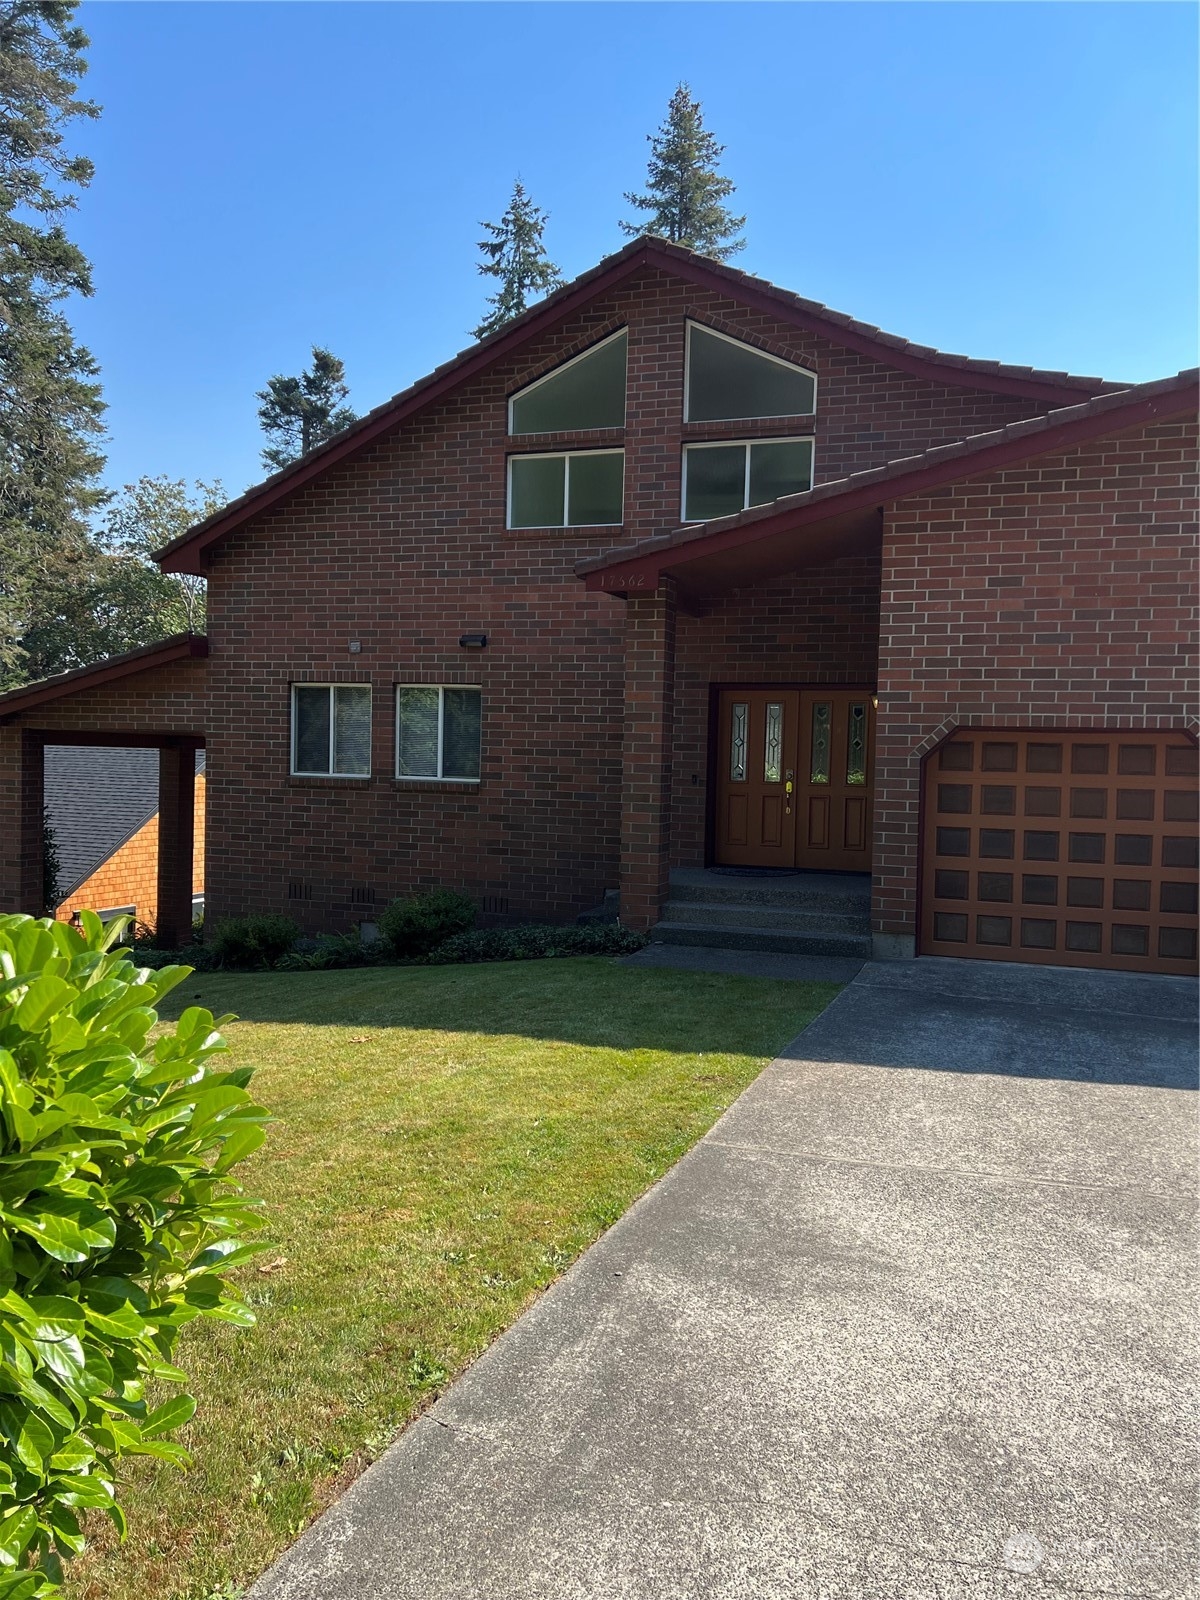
[291,684,372,776]
[682,437,814,522]
[396,686,482,780]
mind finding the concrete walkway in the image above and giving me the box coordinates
[250,959,1198,1600]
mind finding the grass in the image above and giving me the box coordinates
[64,956,840,1600]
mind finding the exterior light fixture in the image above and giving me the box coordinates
[459,632,488,649]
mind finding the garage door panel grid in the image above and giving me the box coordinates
[920,733,1199,974]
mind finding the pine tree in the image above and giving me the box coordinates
[0,1,107,687]
[257,346,357,472]
[473,180,564,341]
[621,84,746,261]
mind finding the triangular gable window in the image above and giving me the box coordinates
[509,330,627,435]
[685,323,816,423]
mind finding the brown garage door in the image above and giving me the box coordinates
[920,731,1199,974]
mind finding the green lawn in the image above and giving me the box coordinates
[65,956,839,1600]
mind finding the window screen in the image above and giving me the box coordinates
[686,324,815,422]
[397,687,482,780]
[292,685,372,776]
[509,331,627,434]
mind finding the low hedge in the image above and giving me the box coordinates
[207,914,299,970]
[0,912,267,1596]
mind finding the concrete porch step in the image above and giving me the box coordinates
[649,921,873,958]
[659,899,870,936]
[668,867,871,912]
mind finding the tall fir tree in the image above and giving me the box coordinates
[256,346,357,472]
[473,179,563,340]
[0,0,107,687]
[621,84,746,261]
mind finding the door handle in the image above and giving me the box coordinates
[785,771,794,814]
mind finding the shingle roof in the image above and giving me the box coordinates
[579,368,1198,587]
[155,238,1119,575]
[45,747,205,904]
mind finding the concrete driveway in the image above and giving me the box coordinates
[251,959,1198,1600]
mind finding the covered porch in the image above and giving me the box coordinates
[579,496,886,941]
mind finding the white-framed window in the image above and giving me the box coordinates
[508,329,627,435]
[291,684,372,776]
[682,437,815,523]
[396,686,482,781]
[507,448,624,529]
[684,322,817,423]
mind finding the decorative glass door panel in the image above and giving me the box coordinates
[714,688,875,871]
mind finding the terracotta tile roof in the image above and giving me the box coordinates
[155,238,1120,574]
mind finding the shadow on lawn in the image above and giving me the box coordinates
[161,958,842,1058]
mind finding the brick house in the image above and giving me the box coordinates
[0,240,1195,972]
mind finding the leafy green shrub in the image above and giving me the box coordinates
[274,932,390,972]
[427,923,648,965]
[0,912,267,1596]
[208,913,298,970]
[378,891,476,959]
[129,945,218,973]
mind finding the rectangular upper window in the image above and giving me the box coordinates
[509,330,627,434]
[396,686,482,781]
[685,323,816,423]
[292,684,372,776]
[508,449,624,529]
[682,438,814,522]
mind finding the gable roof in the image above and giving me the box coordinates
[46,746,205,904]
[156,238,1119,576]
[580,369,1198,598]
[0,634,208,721]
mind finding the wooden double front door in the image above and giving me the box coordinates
[713,687,875,872]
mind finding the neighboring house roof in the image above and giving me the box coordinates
[155,238,1120,577]
[0,634,208,720]
[579,369,1199,596]
[45,747,205,903]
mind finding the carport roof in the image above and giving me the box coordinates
[0,634,208,721]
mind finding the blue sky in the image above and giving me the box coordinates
[72,1,1197,502]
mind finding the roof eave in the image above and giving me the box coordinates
[0,634,208,720]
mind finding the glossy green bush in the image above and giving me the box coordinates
[0,913,268,1597]
[378,890,476,958]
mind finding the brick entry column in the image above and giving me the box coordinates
[620,580,677,932]
[157,744,196,948]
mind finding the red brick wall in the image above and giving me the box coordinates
[202,264,1045,930]
[872,416,1199,948]
[54,774,206,930]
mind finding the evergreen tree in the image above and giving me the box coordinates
[16,474,225,679]
[473,179,563,340]
[621,84,746,261]
[256,346,357,473]
[0,1,107,686]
